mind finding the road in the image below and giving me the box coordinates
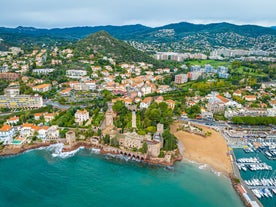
[44,99,70,110]
[178,117,227,128]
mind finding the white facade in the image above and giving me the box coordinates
[66,70,87,79]
[0,125,15,145]
[33,68,55,74]
[75,110,89,124]
[47,126,60,140]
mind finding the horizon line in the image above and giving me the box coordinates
[1,21,275,30]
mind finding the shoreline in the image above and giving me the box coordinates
[171,121,233,177]
[181,157,223,177]
[62,141,182,166]
[0,141,182,166]
[0,142,53,158]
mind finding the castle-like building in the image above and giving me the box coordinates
[102,102,164,158]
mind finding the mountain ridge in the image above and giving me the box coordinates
[1,22,275,40]
[1,22,276,52]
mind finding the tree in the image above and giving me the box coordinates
[110,138,120,147]
[162,129,177,151]
[114,76,122,84]
[102,135,110,144]
[146,126,156,134]
[101,89,113,101]
[185,104,200,118]
[112,101,127,115]
[140,142,148,154]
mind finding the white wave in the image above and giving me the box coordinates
[46,143,64,151]
[50,143,84,158]
[211,169,222,177]
[131,157,141,162]
[198,164,208,170]
[183,158,223,177]
[105,153,131,162]
[90,148,101,154]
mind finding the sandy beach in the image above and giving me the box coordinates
[171,121,233,176]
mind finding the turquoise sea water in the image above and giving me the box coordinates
[0,147,244,207]
[234,148,276,207]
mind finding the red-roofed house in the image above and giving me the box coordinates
[165,100,176,110]
[60,88,73,96]
[0,125,15,144]
[32,84,51,93]
[244,95,257,102]
[216,95,230,104]
[7,116,19,125]
[155,96,164,104]
[43,113,56,122]
[140,97,153,109]
[34,113,43,121]
[37,126,50,139]
[233,90,242,97]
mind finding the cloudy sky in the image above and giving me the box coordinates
[1,0,275,28]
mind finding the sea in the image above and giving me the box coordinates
[0,145,244,207]
[234,148,276,207]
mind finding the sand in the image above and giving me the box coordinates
[171,121,233,176]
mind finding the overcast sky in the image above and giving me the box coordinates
[1,0,275,28]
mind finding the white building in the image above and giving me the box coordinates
[32,84,51,93]
[66,70,87,79]
[32,68,55,74]
[47,125,60,140]
[0,125,15,144]
[37,126,50,139]
[75,109,89,124]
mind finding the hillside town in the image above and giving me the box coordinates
[0,44,275,167]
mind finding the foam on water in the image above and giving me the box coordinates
[90,148,100,154]
[184,159,223,177]
[49,143,84,158]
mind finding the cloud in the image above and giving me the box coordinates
[1,0,275,28]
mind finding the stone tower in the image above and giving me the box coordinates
[66,130,76,146]
[129,105,137,129]
[157,123,164,134]
[105,102,114,127]
[132,110,137,128]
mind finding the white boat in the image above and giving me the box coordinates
[265,188,273,198]
[252,189,262,199]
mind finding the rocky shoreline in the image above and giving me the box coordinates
[0,141,182,166]
[0,142,53,157]
[62,141,182,166]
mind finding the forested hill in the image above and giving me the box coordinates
[73,30,160,65]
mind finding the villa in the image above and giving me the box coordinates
[0,125,15,145]
[75,109,89,125]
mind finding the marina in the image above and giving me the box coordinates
[233,148,276,207]
[258,142,276,160]
[236,157,273,171]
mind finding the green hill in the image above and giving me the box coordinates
[74,30,159,65]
